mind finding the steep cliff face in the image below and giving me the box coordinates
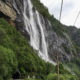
[67,27,80,47]
[66,26,80,56]
[0,0,79,63]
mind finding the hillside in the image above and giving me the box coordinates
[0,0,80,80]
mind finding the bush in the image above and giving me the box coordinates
[47,73,57,80]
[47,73,78,80]
[0,46,18,80]
[25,78,37,80]
[47,73,66,80]
[0,18,56,79]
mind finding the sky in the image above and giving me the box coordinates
[40,0,80,28]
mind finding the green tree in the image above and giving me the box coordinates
[0,46,18,80]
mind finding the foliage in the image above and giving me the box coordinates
[47,73,78,80]
[31,0,51,19]
[25,79,37,80]
[67,57,80,78]
[0,18,55,79]
[31,1,80,79]
[0,18,78,80]
[0,0,80,79]
[0,45,17,80]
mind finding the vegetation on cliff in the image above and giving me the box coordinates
[31,0,80,79]
[0,18,79,80]
[0,0,80,80]
[31,0,67,37]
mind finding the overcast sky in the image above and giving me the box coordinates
[40,0,80,28]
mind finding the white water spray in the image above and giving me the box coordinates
[23,0,56,64]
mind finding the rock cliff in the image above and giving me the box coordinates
[0,0,79,64]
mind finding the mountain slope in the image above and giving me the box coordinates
[0,0,78,62]
[0,18,78,80]
[0,0,80,79]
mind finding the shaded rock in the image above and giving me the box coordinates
[0,0,16,20]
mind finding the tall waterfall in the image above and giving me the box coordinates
[23,0,55,64]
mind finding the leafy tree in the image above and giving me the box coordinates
[0,46,18,80]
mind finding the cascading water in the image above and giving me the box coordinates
[23,0,55,64]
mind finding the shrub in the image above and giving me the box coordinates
[0,46,18,80]
[47,73,77,80]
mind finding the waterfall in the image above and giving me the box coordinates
[23,0,55,64]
